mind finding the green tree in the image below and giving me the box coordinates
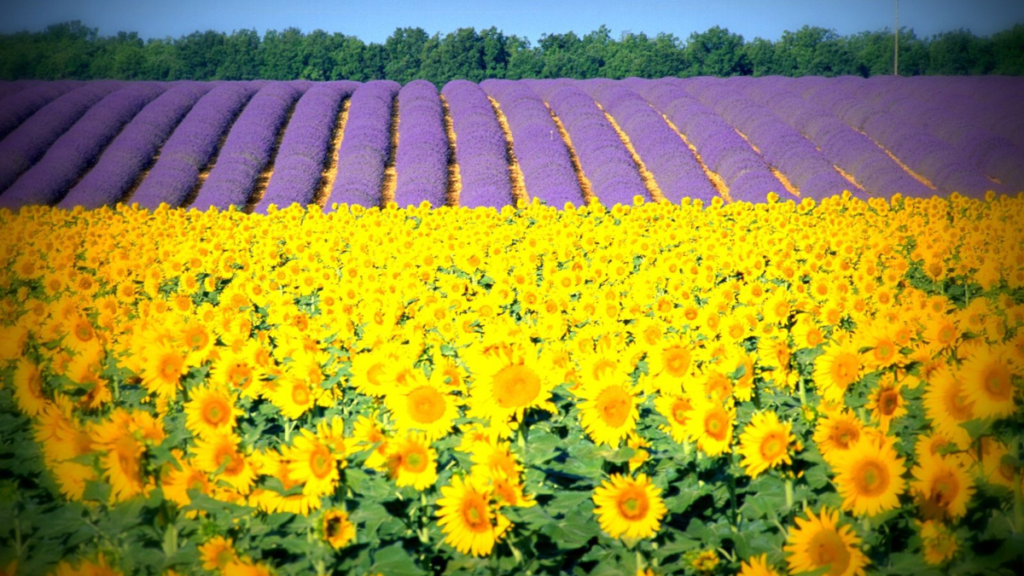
[384,27,429,83]
[927,29,994,74]
[744,37,776,77]
[774,25,855,76]
[992,24,1024,75]
[176,30,226,79]
[684,26,748,76]
[217,29,260,80]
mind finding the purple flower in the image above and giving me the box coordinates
[191,82,308,210]
[253,81,360,213]
[392,80,449,208]
[0,81,123,195]
[481,79,584,208]
[1,83,165,209]
[325,80,401,209]
[132,83,258,209]
[441,80,514,209]
[59,82,213,209]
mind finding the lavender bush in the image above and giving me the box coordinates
[253,81,359,213]
[584,80,717,203]
[132,83,257,209]
[0,81,80,141]
[441,80,514,209]
[393,80,449,208]
[0,83,164,209]
[481,79,584,207]
[325,80,401,209]
[190,81,307,210]
[58,83,213,209]
[0,81,122,194]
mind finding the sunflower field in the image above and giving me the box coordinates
[0,192,1022,576]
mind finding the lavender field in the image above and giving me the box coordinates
[0,75,1022,212]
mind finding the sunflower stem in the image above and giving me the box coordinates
[785,477,794,510]
[635,549,644,573]
[798,376,807,406]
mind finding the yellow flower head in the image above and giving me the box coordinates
[592,473,667,540]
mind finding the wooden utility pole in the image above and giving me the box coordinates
[894,0,899,75]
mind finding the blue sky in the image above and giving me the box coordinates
[2,0,1022,43]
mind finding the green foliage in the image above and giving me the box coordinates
[1,21,1022,84]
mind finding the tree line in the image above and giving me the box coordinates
[1,21,1022,84]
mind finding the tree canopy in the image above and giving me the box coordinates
[1,21,1022,84]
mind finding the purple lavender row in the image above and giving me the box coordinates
[0,81,123,194]
[525,79,647,206]
[254,81,360,213]
[687,78,852,200]
[0,83,165,209]
[0,81,31,102]
[440,80,514,209]
[326,80,401,209]
[740,77,932,198]
[191,81,308,210]
[57,82,213,209]
[583,80,717,203]
[872,79,1024,191]
[0,81,80,141]
[393,80,449,208]
[635,79,784,203]
[480,79,583,208]
[804,78,995,197]
[132,83,258,209]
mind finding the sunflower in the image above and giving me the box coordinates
[911,455,975,521]
[917,520,958,565]
[161,452,210,508]
[577,380,640,447]
[864,375,906,433]
[465,342,555,435]
[349,344,405,398]
[185,385,240,439]
[738,411,795,478]
[833,438,906,517]
[685,396,735,457]
[436,474,510,557]
[53,460,96,501]
[655,394,692,443]
[386,372,461,441]
[958,344,1016,420]
[140,342,188,400]
[813,337,863,404]
[191,432,257,495]
[207,346,260,397]
[979,438,1017,489]
[199,535,237,571]
[738,553,782,576]
[281,429,339,498]
[251,449,322,516]
[784,506,868,576]
[13,358,46,417]
[814,410,865,466]
[322,509,356,549]
[90,411,149,502]
[646,333,695,389]
[922,366,974,447]
[267,376,318,420]
[385,433,438,491]
[592,473,667,540]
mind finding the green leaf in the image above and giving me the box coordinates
[370,543,426,576]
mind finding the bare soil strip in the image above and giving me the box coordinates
[546,102,596,205]
[245,99,299,213]
[733,127,801,197]
[659,113,732,203]
[380,95,399,207]
[597,103,667,203]
[833,164,867,195]
[313,98,351,209]
[487,96,528,206]
[853,127,938,191]
[439,95,462,207]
